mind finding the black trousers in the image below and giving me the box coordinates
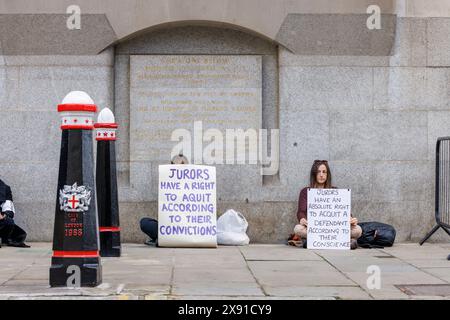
[0,222,27,244]
[140,217,158,241]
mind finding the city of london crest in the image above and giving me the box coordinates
[59,183,92,213]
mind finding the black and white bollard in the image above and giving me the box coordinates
[95,108,121,257]
[50,91,102,287]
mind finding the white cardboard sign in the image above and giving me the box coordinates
[158,164,217,247]
[307,188,351,250]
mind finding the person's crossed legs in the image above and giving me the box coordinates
[294,219,362,249]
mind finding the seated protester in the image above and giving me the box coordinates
[140,154,189,246]
[0,179,30,248]
[293,160,362,250]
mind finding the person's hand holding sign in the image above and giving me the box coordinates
[350,217,358,226]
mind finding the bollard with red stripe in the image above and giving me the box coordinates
[50,91,102,287]
[95,108,121,257]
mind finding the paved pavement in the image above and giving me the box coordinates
[1,242,450,300]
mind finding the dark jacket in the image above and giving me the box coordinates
[0,179,14,224]
[0,179,13,204]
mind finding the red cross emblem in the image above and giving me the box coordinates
[68,194,79,209]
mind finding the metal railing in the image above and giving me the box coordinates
[420,137,450,245]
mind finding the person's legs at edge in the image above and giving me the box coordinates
[7,225,29,247]
[0,224,14,245]
[140,218,158,245]
[293,219,308,248]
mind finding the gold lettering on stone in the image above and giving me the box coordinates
[130,55,262,161]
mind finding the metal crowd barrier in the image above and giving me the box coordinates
[420,137,450,245]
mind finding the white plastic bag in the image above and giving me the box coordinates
[217,209,250,246]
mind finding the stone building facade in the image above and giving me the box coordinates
[0,0,449,242]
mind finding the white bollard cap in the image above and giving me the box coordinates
[61,91,95,105]
[58,91,97,130]
[97,107,115,124]
[94,107,118,141]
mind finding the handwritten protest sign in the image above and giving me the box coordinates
[158,164,217,247]
[307,188,351,250]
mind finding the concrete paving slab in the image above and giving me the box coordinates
[1,242,450,300]
[0,285,83,296]
[0,276,17,285]
[315,248,389,258]
[11,266,49,280]
[2,279,49,286]
[167,295,334,300]
[405,259,450,269]
[382,244,450,260]
[409,296,450,300]
[248,260,354,286]
[172,261,249,269]
[102,267,173,285]
[395,283,450,297]
[323,257,422,273]
[0,260,42,267]
[122,284,170,294]
[0,267,25,283]
[422,268,450,282]
[345,271,446,287]
[173,267,255,283]
[172,281,265,296]
[7,294,140,300]
[366,284,411,300]
[172,255,247,268]
[262,285,372,300]
[240,245,322,261]
[144,293,169,300]
[102,257,173,267]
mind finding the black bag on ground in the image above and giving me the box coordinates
[357,222,396,248]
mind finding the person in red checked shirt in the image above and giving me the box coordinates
[293,160,362,249]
